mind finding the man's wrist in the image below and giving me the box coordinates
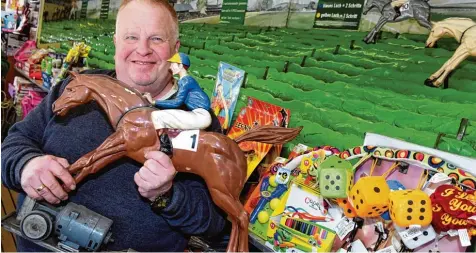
[150,184,174,212]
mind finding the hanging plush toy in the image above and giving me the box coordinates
[389,170,433,227]
[349,156,399,218]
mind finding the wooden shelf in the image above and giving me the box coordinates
[14,66,49,93]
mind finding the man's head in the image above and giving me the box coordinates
[114,0,180,95]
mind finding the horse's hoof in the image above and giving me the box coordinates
[424,79,438,88]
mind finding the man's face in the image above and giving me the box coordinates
[114,1,179,93]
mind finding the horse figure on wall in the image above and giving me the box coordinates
[424,18,476,88]
[52,73,302,253]
[362,0,432,44]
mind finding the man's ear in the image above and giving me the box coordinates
[174,40,180,53]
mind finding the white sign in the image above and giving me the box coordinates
[171,130,200,152]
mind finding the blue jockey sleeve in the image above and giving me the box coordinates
[154,76,210,110]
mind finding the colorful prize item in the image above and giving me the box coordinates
[389,170,433,227]
[349,157,397,218]
[55,42,91,85]
[430,184,476,232]
[318,156,354,198]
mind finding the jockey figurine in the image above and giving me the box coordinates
[391,0,406,19]
[144,53,212,154]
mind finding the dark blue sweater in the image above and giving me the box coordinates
[1,69,226,251]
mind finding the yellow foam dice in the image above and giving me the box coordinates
[389,189,432,227]
[349,176,391,218]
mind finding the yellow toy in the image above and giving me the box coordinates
[389,170,432,227]
[349,157,399,218]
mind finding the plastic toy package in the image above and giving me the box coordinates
[245,143,476,252]
[227,97,291,180]
[211,62,245,133]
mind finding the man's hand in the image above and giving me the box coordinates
[20,155,76,204]
[135,151,176,201]
[143,93,154,104]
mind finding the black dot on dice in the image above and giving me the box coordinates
[419,216,424,220]
[382,206,387,209]
[331,165,334,168]
[420,208,425,213]
[391,201,394,205]
[374,187,380,193]
[423,231,428,236]
[325,186,329,190]
[360,199,363,204]
[376,209,380,212]
[413,237,418,241]
[348,186,351,191]
[368,212,372,215]
[372,206,377,209]
[406,227,409,229]
[343,199,347,204]
[408,208,413,213]
[356,205,359,210]
[408,200,413,205]
[347,209,352,214]
[407,216,412,220]
[357,190,359,194]
[338,160,342,163]
[353,196,355,200]
[336,175,340,180]
[336,186,340,190]
[421,200,426,205]
[331,180,335,185]
[326,175,330,179]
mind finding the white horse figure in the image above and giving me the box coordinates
[424,17,476,88]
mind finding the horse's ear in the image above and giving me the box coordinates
[69,71,80,79]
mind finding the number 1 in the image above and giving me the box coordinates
[190,134,197,149]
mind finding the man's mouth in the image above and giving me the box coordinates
[132,60,156,65]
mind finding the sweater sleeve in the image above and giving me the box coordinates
[1,69,109,191]
[1,81,65,191]
[160,174,226,236]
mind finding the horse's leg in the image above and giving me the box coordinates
[209,189,241,252]
[364,15,388,44]
[69,130,126,181]
[425,46,468,86]
[413,5,432,30]
[236,200,250,253]
[370,16,390,44]
[73,146,127,183]
[433,49,470,87]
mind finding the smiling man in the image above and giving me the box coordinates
[1,0,226,251]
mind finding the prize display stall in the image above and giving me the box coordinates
[1,0,476,252]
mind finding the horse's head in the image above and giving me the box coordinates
[53,72,93,116]
[425,21,446,48]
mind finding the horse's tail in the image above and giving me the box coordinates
[234,126,303,145]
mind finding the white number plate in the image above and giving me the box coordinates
[171,130,199,152]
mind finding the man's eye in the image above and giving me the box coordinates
[125,35,138,40]
[151,37,164,43]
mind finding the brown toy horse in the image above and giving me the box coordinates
[52,73,302,252]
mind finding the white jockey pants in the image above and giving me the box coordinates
[151,108,212,130]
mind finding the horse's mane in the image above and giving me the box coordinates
[79,74,148,103]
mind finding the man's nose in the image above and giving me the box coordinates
[136,39,152,56]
